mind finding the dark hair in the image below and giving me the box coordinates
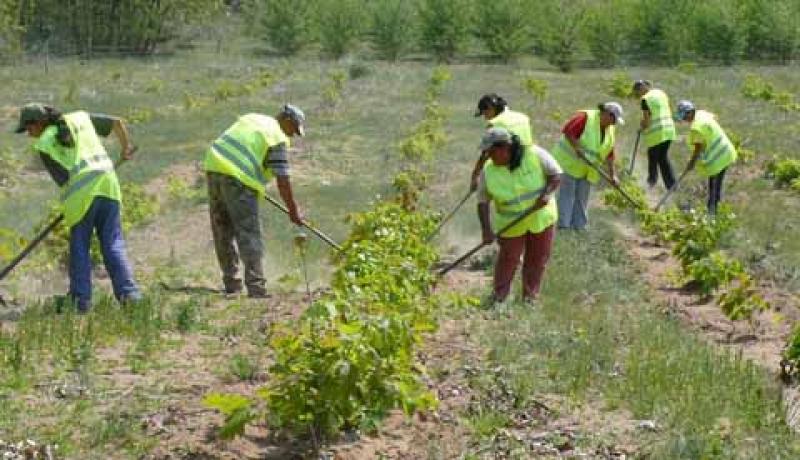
[478,93,508,113]
[508,134,523,171]
[40,106,74,147]
[632,79,652,91]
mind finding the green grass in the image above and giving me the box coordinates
[469,213,799,458]
[0,33,798,458]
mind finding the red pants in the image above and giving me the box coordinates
[493,225,555,301]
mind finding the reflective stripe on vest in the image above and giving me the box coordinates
[211,134,267,185]
[551,110,614,184]
[688,110,736,177]
[52,111,121,227]
[642,89,676,147]
[485,149,558,237]
[204,114,287,194]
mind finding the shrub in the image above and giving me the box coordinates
[316,0,365,59]
[718,275,769,322]
[417,0,473,62]
[602,179,647,211]
[535,0,588,72]
[686,252,744,295]
[692,0,746,65]
[369,0,416,61]
[521,78,548,103]
[607,72,633,98]
[585,0,634,67]
[474,0,532,62]
[765,157,800,187]
[257,0,313,55]
[744,0,800,63]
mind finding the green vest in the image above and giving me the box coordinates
[484,148,557,237]
[642,89,676,148]
[551,110,615,184]
[687,110,737,177]
[203,114,289,194]
[488,109,534,146]
[34,111,121,227]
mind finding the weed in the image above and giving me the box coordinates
[174,298,198,333]
[521,77,548,102]
[228,353,257,381]
[607,72,633,98]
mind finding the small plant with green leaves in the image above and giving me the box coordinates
[685,252,744,295]
[607,72,633,98]
[321,70,347,109]
[521,77,548,102]
[718,274,769,322]
[602,179,647,212]
[228,353,257,382]
[765,157,800,188]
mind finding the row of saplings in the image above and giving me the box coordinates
[602,182,800,382]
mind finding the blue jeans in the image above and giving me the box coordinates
[557,174,591,230]
[69,196,140,311]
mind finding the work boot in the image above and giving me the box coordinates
[223,280,243,295]
[247,288,271,299]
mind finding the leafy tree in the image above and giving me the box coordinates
[474,0,532,62]
[417,0,473,62]
[316,0,365,59]
[369,0,416,61]
[585,0,636,67]
[255,0,313,55]
[535,0,589,72]
[692,0,746,65]
[744,0,800,63]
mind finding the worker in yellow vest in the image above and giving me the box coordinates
[471,93,534,191]
[203,105,305,298]
[15,103,141,313]
[633,80,676,189]
[673,100,737,215]
[476,127,561,304]
[552,103,623,230]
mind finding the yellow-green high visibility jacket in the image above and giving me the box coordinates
[488,109,534,147]
[484,150,557,237]
[641,88,676,148]
[203,114,289,195]
[687,110,737,177]
[34,111,121,227]
[551,110,615,184]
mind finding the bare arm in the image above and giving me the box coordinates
[111,118,136,160]
[478,202,493,244]
[276,176,302,225]
[640,109,651,131]
[687,143,703,171]
[470,151,489,191]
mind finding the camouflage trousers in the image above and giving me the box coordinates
[207,173,266,296]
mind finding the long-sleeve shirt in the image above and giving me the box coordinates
[38,113,117,186]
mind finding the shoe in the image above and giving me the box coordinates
[522,297,537,308]
[247,290,272,299]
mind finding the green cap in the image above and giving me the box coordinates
[14,103,49,133]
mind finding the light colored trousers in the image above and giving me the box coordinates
[557,174,591,230]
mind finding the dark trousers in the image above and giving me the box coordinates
[493,225,555,301]
[69,196,140,311]
[647,140,676,189]
[207,173,266,296]
[707,167,728,215]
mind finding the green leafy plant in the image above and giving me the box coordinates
[685,252,744,295]
[368,0,416,61]
[765,157,800,188]
[718,274,769,321]
[602,179,647,211]
[607,72,633,98]
[417,0,473,62]
[228,353,257,381]
[202,393,255,440]
[521,77,548,102]
[474,0,532,62]
[257,0,313,56]
[316,0,365,59]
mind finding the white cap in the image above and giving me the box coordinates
[601,102,625,125]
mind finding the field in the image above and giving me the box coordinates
[1,31,800,459]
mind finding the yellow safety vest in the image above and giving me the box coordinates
[484,149,557,237]
[642,88,676,148]
[551,110,615,184]
[687,110,737,177]
[203,114,290,194]
[488,109,534,146]
[34,111,121,227]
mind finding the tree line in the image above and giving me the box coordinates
[245,0,800,69]
[0,0,798,69]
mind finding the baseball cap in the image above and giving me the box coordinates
[674,100,695,121]
[478,127,512,152]
[14,102,48,133]
[601,102,625,125]
[281,103,306,136]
